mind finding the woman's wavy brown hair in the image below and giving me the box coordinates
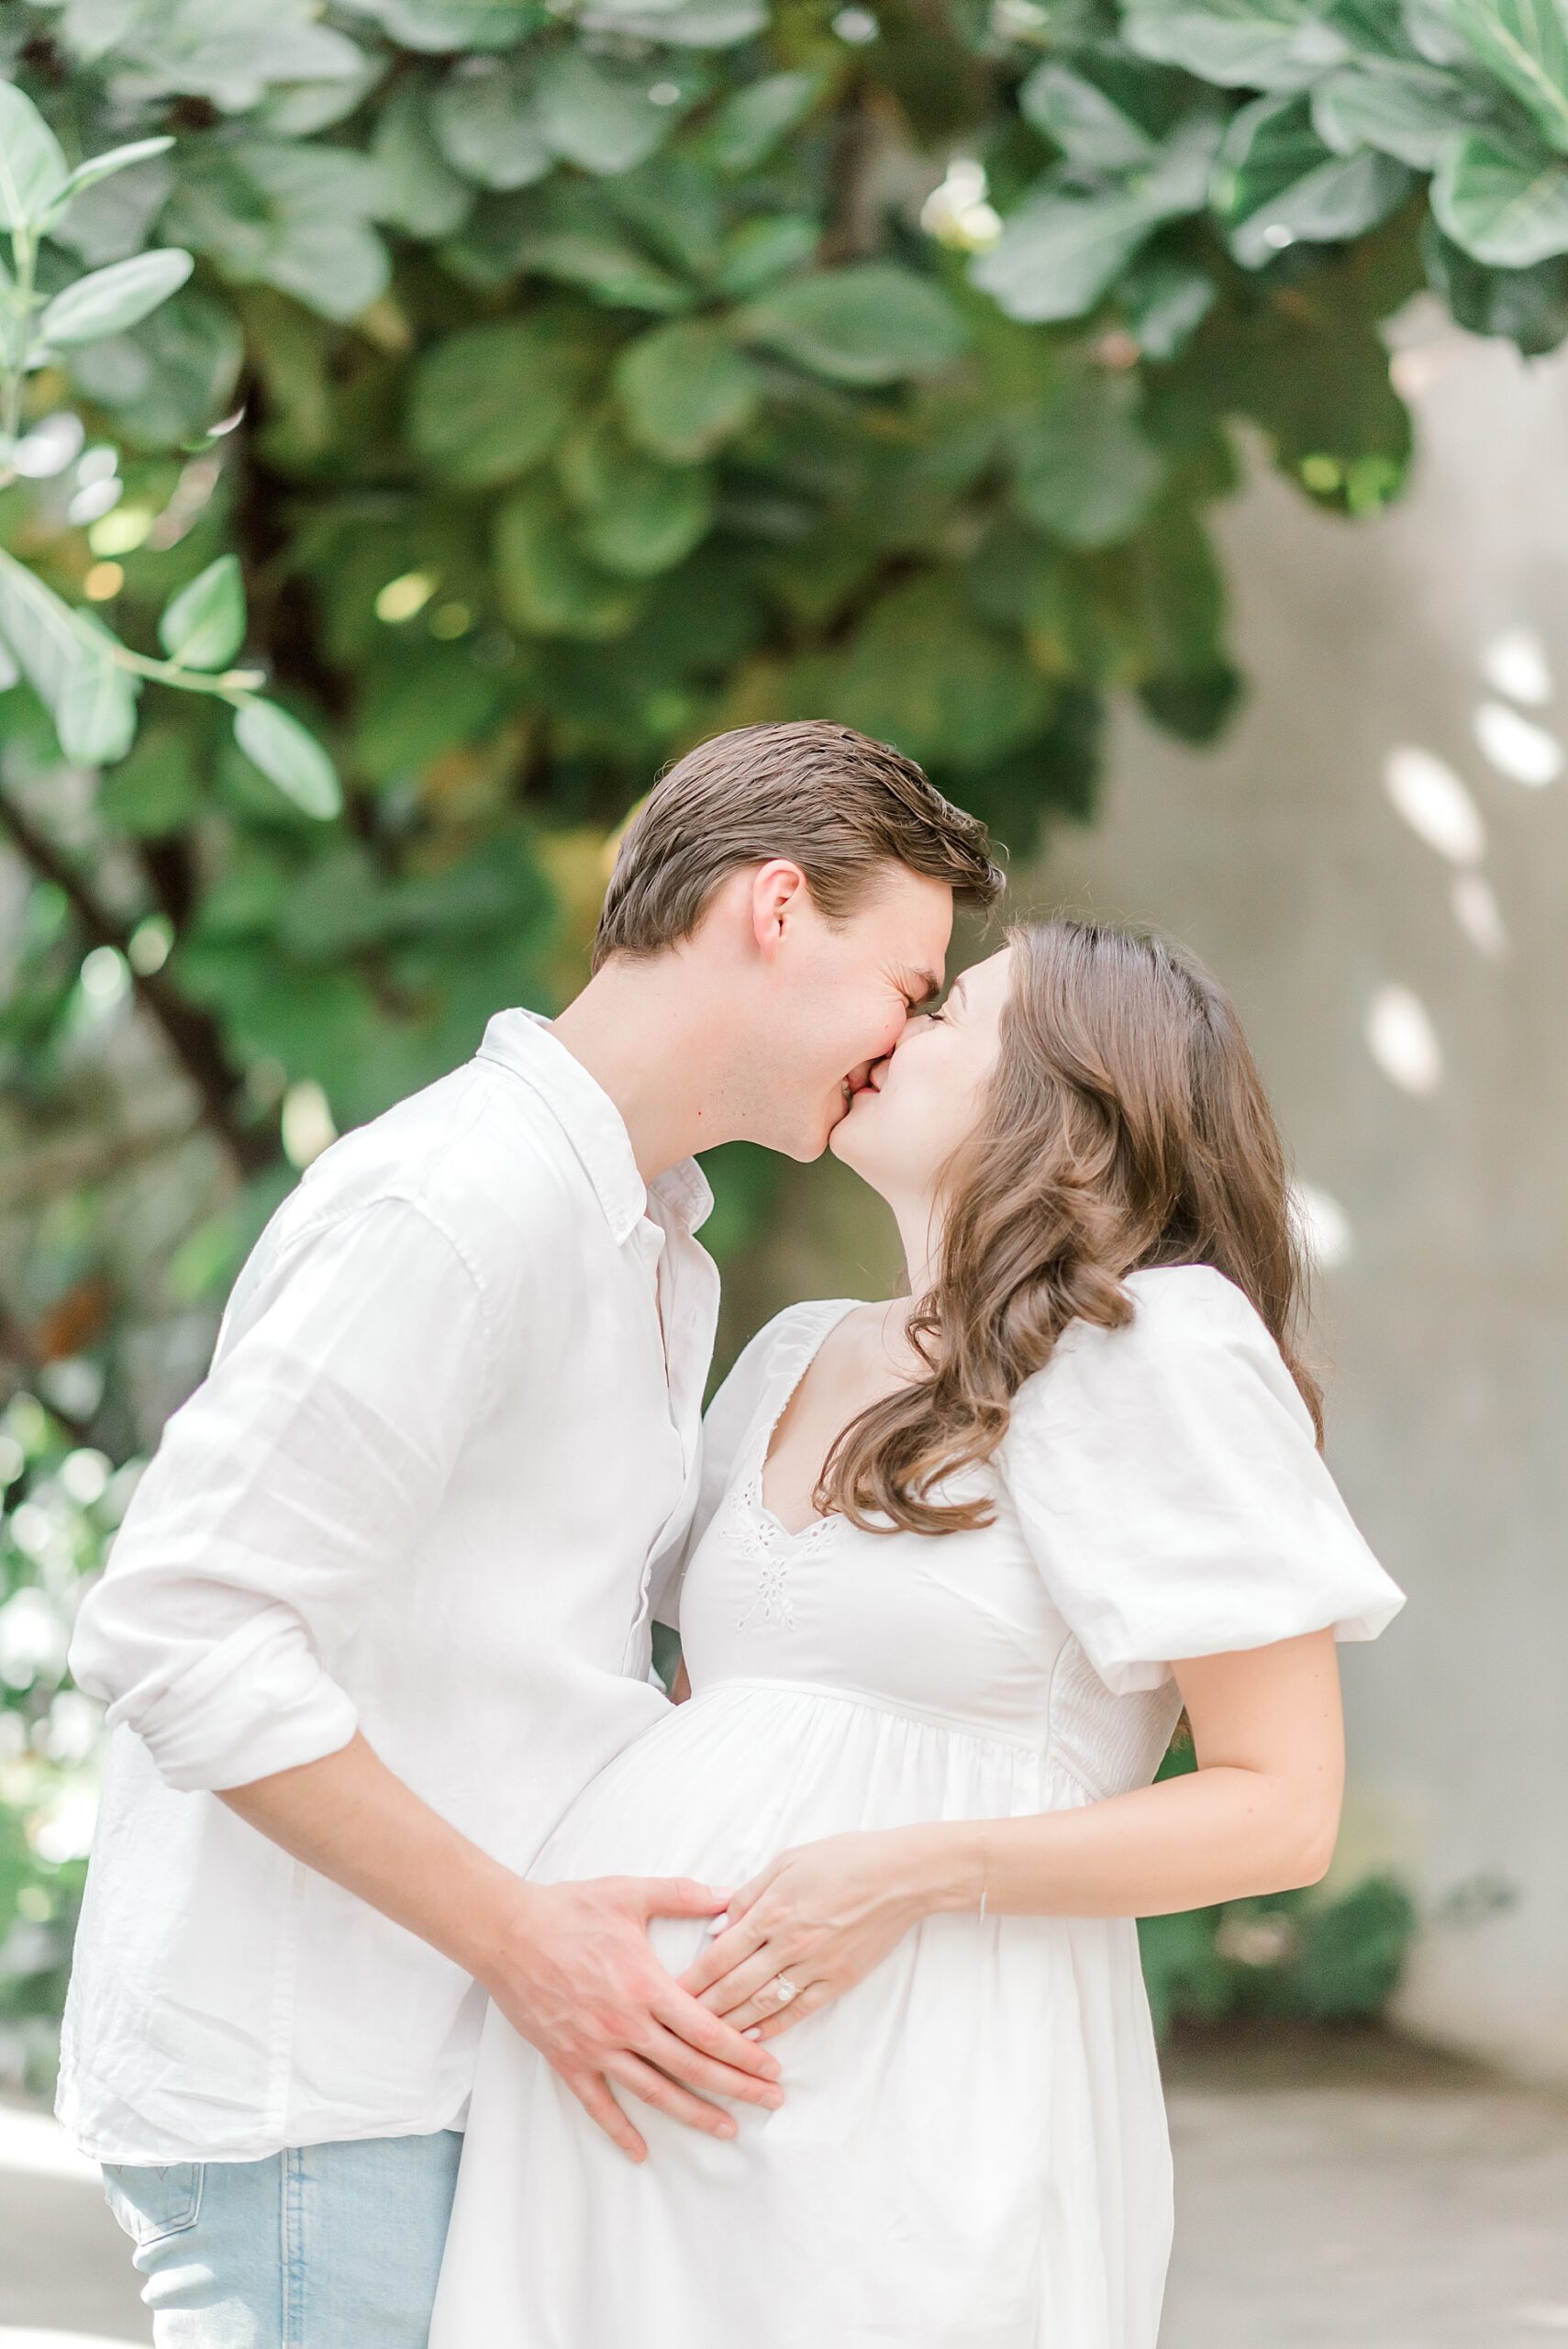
[817,918,1323,1537]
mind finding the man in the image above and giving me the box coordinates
[60,719,1002,2343]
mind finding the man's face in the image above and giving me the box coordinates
[734,865,955,1161]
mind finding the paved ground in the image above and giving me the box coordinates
[3,2029,1566,2345]
[1160,2027,1568,2348]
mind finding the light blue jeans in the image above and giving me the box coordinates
[100,2129,463,2347]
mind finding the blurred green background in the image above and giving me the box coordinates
[13,0,1568,2089]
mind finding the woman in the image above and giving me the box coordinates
[429,919,1406,2349]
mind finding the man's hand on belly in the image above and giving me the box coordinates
[481,1874,787,2162]
[219,1730,784,2165]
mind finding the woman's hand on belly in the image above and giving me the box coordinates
[678,1827,940,2040]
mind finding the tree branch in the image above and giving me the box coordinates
[819,85,887,267]
[0,1114,194,1214]
[0,1290,92,1440]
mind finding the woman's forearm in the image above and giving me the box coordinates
[896,1764,1336,1925]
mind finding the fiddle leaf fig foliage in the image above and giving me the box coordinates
[2,0,1568,1469]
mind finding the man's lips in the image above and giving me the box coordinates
[839,1059,890,1108]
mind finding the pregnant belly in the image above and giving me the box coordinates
[529,1675,1062,1922]
[462,1676,1171,2349]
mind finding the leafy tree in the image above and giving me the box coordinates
[3,0,1564,1316]
[12,0,1531,2068]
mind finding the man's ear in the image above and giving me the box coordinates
[749,859,811,959]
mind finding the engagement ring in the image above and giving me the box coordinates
[771,1975,798,2005]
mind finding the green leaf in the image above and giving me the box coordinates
[614,321,761,459]
[65,287,243,451]
[164,143,389,324]
[0,551,137,764]
[347,0,545,50]
[1123,0,1350,88]
[1121,257,1218,359]
[1310,66,1477,167]
[694,70,823,173]
[233,699,342,819]
[604,155,723,279]
[495,481,645,637]
[971,184,1162,322]
[372,81,476,235]
[1014,373,1169,549]
[251,53,386,141]
[1214,93,1414,268]
[1449,0,1568,154]
[1432,127,1568,261]
[159,556,247,672]
[1019,61,1162,168]
[820,575,1052,774]
[38,250,195,350]
[714,216,820,299]
[974,112,1218,324]
[431,55,551,190]
[536,53,673,175]
[50,135,175,212]
[0,82,69,231]
[353,643,510,784]
[407,315,592,484]
[579,0,764,40]
[737,263,969,385]
[514,229,694,312]
[98,722,204,836]
[1115,502,1238,739]
[1421,213,1568,351]
[1200,295,1413,505]
[56,642,139,765]
[573,453,717,575]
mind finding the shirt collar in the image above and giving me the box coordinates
[474,1007,714,1246]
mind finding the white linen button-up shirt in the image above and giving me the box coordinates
[57,1008,719,2165]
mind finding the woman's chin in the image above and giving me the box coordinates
[828,1088,883,1173]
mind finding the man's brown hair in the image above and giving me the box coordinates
[592,721,1004,970]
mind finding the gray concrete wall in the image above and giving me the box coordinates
[1030,306,1568,2083]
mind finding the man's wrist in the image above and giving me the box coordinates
[446,1856,543,1992]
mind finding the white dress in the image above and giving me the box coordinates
[429,1265,1406,2349]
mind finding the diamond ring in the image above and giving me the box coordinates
[771,1975,798,2005]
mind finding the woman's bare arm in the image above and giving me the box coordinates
[679,1630,1344,2035]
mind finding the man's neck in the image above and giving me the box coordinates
[548,958,730,1186]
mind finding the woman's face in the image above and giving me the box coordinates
[829,944,1014,1197]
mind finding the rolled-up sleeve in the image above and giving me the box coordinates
[69,1194,495,1793]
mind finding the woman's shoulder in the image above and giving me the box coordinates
[714,1296,869,1402]
[1012,1261,1305,1431]
[1118,1260,1266,1339]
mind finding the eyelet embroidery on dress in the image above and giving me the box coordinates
[728,1464,842,1630]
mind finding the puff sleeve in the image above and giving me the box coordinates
[998,1264,1407,1698]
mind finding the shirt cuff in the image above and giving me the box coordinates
[104,1602,361,1794]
